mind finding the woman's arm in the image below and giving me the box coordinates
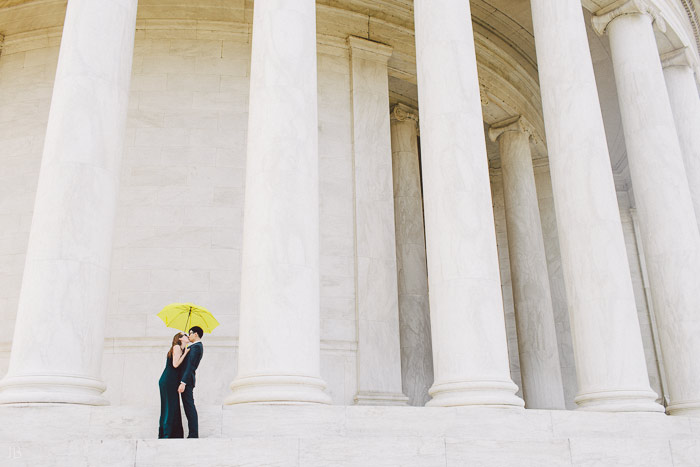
[172,345,189,368]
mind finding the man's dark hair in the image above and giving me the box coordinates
[189,326,204,339]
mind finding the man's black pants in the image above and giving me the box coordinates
[181,385,198,438]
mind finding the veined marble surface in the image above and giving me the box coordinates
[0,0,696,416]
[391,104,433,407]
[0,0,138,405]
[414,0,521,408]
[491,118,565,410]
[228,0,329,405]
[348,36,406,405]
[530,0,661,413]
[662,48,700,230]
[604,8,700,416]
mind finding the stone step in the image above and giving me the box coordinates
[1,405,698,466]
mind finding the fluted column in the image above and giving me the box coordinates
[0,0,138,405]
[593,0,700,416]
[348,36,407,406]
[530,0,662,412]
[662,47,700,229]
[489,117,565,410]
[226,0,330,405]
[414,0,523,408]
[391,104,433,407]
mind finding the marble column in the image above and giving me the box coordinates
[347,36,407,406]
[488,116,566,410]
[530,0,662,412]
[414,0,523,408]
[662,47,700,229]
[593,0,700,416]
[0,0,138,405]
[226,0,330,405]
[390,104,433,407]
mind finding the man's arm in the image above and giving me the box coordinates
[179,344,203,391]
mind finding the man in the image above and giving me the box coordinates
[178,326,204,438]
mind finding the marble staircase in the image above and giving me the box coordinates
[1,405,699,466]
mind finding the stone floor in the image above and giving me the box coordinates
[1,405,699,466]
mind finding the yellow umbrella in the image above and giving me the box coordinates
[157,303,219,334]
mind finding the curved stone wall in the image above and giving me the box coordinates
[0,0,682,407]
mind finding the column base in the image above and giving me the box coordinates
[426,380,525,408]
[354,391,409,406]
[574,389,664,413]
[225,374,332,405]
[0,374,109,406]
[667,399,700,417]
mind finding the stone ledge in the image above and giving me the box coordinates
[0,406,698,465]
[0,404,696,439]
[1,434,698,467]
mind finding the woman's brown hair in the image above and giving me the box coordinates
[167,332,184,359]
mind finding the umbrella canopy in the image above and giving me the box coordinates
[157,302,219,334]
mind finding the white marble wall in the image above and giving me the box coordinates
[0,23,360,406]
[0,15,678,409]
[102,25,250,405]
[104,30,361,406]
[0,34,59,357]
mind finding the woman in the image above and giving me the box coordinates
[158,332,190,438]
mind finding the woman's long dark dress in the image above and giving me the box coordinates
[158,353,184,438]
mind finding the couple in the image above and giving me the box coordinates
[158,326,204,438]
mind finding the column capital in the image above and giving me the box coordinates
[592,0,666,36]
[488,115,527,142]
[661,47,696,69]
[347,36,393,63]
[390,103,418,124]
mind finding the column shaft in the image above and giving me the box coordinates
[530,0,662,412]
[0,0,138,405]
[414,0,523,408]
[226,0,330,405]
[662,48,700,229]
[489,117,565,409]
[348,37,407,406]
[594,1,700,416]
[391,104,434,407]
